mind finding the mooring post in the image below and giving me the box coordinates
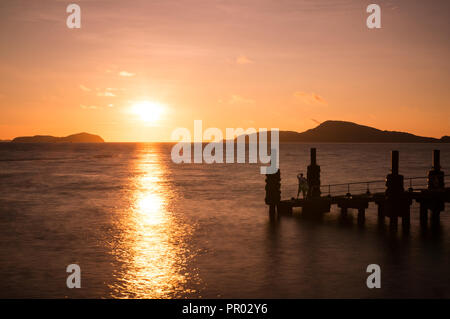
[302,148,331,216]
[427,150,445,223]
[311,148,316,165]
[307,148,321,199]
[265,169,281,219]
[385,150,411,228]
[392,150,399,175]
[433,149,440,169]
[428,150,445,190]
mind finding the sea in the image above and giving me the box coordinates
[0,142,449,298]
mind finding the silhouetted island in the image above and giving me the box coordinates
[247,121,449,143]
[11,132,104,143]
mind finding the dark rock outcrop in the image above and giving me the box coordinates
[11,132,104,143]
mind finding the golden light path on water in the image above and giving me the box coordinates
[110,146,197,298]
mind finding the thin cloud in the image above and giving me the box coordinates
[293,91,328,106]
[79,85,91,92]
[313,94,326,105]
[236,55,254,65]
[119,71,135,77]
[97,92,115,97]
[229,94,255,105]
[80,104,99,110]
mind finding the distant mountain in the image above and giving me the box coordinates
[244,121,448,143]
[11,132,104,143]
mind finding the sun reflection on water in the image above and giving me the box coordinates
[110,146,197,298]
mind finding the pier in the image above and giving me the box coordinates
[265,148,450,227]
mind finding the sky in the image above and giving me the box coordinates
[0,0,449,142]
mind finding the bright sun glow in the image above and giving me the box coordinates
[131,101,165,125]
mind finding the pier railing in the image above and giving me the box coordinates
[320,175,450,197]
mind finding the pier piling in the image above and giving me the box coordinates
[420,203,428,226]
[377,202,385,222]
[384,151,411,228]
[307,148,321,199]
[265,169,281,219]
[417,150,446,226]
[357,208,366,224]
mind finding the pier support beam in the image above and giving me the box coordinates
[390,216,398,227]
[357,208,365,225]
[278,202,293,216]
[402,210,410,227]
[377,203,384,222]
[431,210,440,224]
[337,198,368,225]
[375,200,385,224]
[269,204,277,220]
[420,204,428,226]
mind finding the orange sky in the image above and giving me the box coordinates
[1,0,449,142]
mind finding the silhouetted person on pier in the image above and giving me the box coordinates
[297,173,308,199]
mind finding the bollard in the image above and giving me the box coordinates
[265,169,281,218]
[428,150,444,190]
[307,148,321,198]
[421,150,446,224]
[384,151,411,228]
[310,148,317,166]
[392,150,399,175]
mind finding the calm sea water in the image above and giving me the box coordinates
[0,143,449,298]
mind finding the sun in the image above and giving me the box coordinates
[131,101,165,125]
